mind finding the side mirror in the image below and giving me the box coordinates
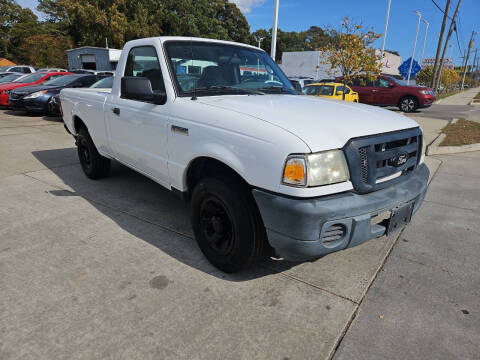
[121,76,166,105]
[336,90,344,95]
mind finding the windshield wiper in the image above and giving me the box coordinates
[256,86,293,93]
[193,86,264,95]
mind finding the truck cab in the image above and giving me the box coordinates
[60,37,429,272]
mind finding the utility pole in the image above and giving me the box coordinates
[461,31,475,90]
[270,0,279,61]
[433,0,462,92]
[420,19,429,66]
[431,0,451,88]
[380,0,392,60]
[407,11,421,85]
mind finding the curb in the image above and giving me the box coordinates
[426,118,480,155]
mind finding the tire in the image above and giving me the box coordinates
[190,175,269,273]
[77,127,111,179]
[353,99,358,103]
[399,96,418,113]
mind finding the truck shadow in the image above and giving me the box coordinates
[32,148,298,281]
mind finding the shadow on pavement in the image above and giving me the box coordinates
[32,147,299,282]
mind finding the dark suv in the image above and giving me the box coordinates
[342,75,435,113]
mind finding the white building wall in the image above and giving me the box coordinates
[280,50,402,79]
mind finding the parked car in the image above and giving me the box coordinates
[0,72,22,82]
[288,76,315,88]
[0,71,71,106]
[60,36,429,273]
[342,75,435,113]
[303,82,359,102]
[49,76,114,115]
[0,65,35,74]
[37,68,69,73]
[71,69,115,76]
[9,74,99,115]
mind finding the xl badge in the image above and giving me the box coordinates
[390,152,409,167]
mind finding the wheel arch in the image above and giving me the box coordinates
[183,156,250,199]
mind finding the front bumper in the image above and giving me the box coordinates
[11,97,49,114]
[253,163,429,261]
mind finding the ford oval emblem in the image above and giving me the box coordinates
[390,152,409,167]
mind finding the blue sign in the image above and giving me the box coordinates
[398,58,421,79]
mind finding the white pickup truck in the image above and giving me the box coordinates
[60,37,429,272]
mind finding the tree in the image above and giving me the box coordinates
[319,18,382,95]
[0,0,39,60]
[416,66,433,86]
[19,34,72,68]
[37,0,251,49]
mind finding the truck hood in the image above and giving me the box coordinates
[198,95,420,152]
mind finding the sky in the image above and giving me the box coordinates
[17,0,480,66]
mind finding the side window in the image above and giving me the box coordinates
[11,67,21,72]
[344,86,350,94]
[80,76,98,87]
[23,67,32,73]
[378,78,390,88]
[124,46,165,92]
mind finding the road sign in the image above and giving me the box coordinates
[398,58,421,78]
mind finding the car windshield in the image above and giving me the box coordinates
[90,76,113,88]
[42,75,77,86]
[0,74,22,83]
[386,76,407,86]
[303,85,334,96]
[164,41,295,96]
[15,73,46,83]
[0,66,9,71]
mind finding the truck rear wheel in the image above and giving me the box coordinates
[77,128,111,179]
[190,175,268,273]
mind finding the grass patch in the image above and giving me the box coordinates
[440,119,480,146]
[435,90,460,101]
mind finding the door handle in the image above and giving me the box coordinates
[112,107,120,115]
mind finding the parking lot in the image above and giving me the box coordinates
[1,109,479,359]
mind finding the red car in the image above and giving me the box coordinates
[339,75,435,113]
[0,71,71,106]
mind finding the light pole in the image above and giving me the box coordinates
[420,19,429,66]
[271,0,279,61]
[255,36,264,74]
[380,0,392,60]
[256,36,264,49]
[407,10,421,85]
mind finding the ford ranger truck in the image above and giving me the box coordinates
[60,37,429,273]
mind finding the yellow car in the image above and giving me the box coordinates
[303,82,359,102]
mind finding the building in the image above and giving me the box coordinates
[67,46,122,71]
[421,58,454,69]
[0,58,16,67]
[279,50,402,80]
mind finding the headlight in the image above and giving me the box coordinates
[24,90,47,99]
[420,90,433,95]
[5,90,11,94]
[282,150,350,187]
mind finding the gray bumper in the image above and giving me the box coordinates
[253,163,429,261]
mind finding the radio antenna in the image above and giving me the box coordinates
[190,39,197,100]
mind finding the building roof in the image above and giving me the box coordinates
[0,58,16,67]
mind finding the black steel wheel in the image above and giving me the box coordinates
[77,128,111,179]
[191,175,268,273]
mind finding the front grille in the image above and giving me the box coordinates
[344,128,422,194]
[9,93,22,100]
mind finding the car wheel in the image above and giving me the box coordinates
[399,96,418,112]
[77,128,111,179]
[354,99,358,103]
[191,175,268,273]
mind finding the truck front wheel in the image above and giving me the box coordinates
[191,176,268,273]
[77,128,111,179]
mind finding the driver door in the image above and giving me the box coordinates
[107,45,170,185]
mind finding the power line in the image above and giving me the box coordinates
[431,0,454,20]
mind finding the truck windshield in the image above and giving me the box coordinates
[164,41,295,96]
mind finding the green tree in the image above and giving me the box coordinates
[319,17,382,96]
[19,34,72,68]
[37,0,251,49]
[0,0,39,60]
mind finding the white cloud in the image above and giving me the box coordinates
[230,0,265,14]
